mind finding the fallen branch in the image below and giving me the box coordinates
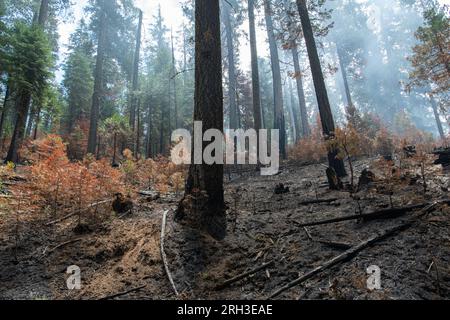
[269,221,414,299]
[160,210,179,296]
[45,199,112,226]
[317,240,353,250]
[215,260,275,290]
[294,203,427,228]
[98,284,147,300]
[298,198,339,206]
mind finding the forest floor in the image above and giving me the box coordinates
[0,156,449,300]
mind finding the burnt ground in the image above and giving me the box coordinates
[0,157,449,300]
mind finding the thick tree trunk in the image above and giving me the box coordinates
[336,44,353,109]
[248,0,263,134]
[130,9,143,131]
[291,45,310,138]
[87,3,106,155]
[5,91,31,163]
[431,97,445,141]
[223,2,238,130]
[296,0,346,177]
[264,0,287,159]
[178,0,226,241]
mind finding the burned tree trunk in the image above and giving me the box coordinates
[176,0,226,241]
[87,2,106,155]
[130,9,143,132]
[264,0,287,159]
[296,0,346,177]
[223,1,238,130]
[248,0,263,133]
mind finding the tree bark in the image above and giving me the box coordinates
[296,0,346,177]
[178,0,226,241]
[223,2,238,130]
[264,0,287,159]
[248,0,262,134]
[87,2,106,155]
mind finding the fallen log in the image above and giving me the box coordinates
[269,221,414,299]
[98,284,147,300]
[215,260,275,291]
[160,210,179,296]
[269,201,444,299]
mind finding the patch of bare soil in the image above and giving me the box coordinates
[1,157,449,300]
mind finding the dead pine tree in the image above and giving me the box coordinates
[175,0,227,241]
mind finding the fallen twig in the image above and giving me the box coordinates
[215,260,275,290]
[303,227,314,241]
[98,284,147,300]
[45,238,82,255]
[160,210,179,296]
